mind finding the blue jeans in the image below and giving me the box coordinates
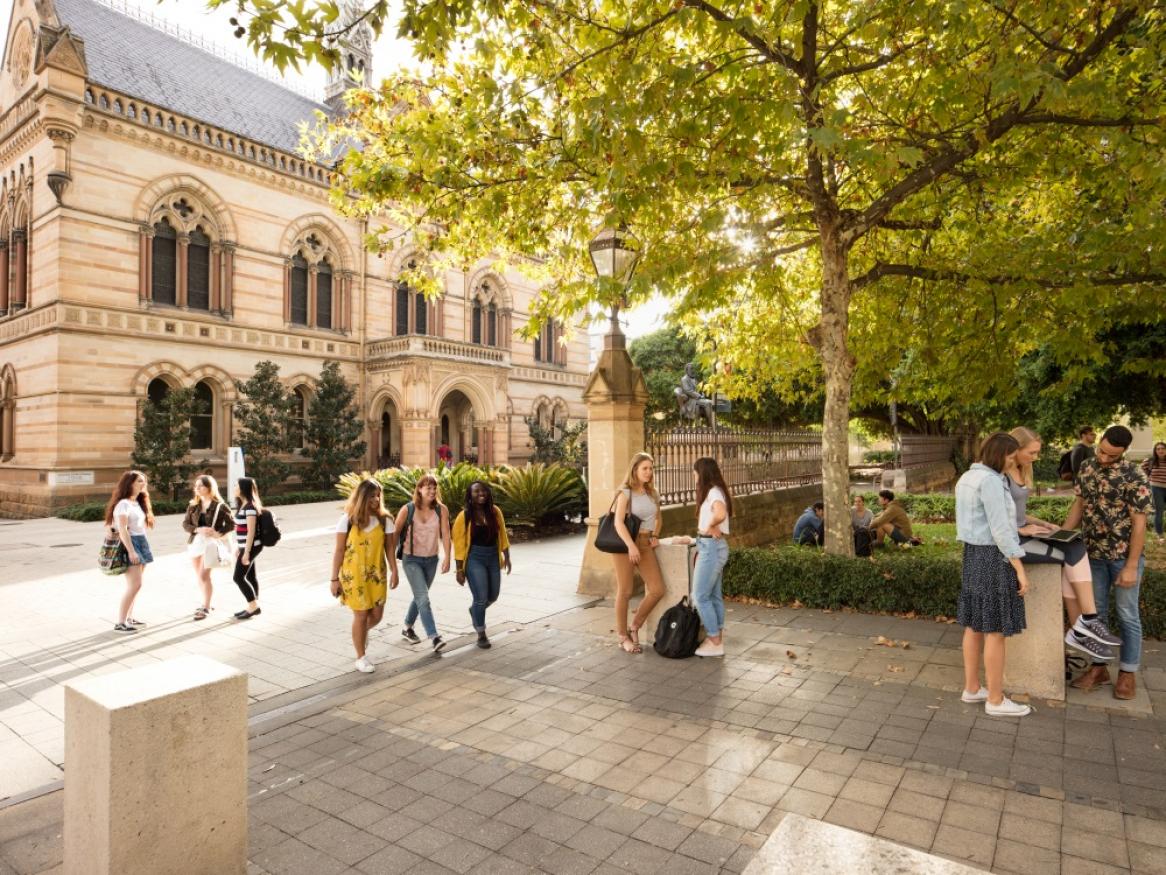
[403,555,440,639]
[1090,556,1144,672]
[465,545,501,632]
[1151,485,1165,536]
[692,537,729,637]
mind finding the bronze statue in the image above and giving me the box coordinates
[675,363,716,427]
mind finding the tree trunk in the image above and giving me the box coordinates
[818,233,856,556]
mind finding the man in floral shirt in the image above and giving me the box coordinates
[1065,425,1152,700]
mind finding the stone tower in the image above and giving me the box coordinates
[324,0,373,113]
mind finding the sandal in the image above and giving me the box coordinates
[194,607,211,621]
[629,625,642,648]
[619,635,641,654]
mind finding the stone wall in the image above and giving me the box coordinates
[904,462,958,493]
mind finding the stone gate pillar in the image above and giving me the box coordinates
[577,310,649,596]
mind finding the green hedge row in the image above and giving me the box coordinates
[858,492,1072,524]
[724,546,1166,639]
[56,490,338,522]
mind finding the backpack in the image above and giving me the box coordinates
[396,502,443,560]
[854,529,873,558]
[256,509,281,547]
[1057,450,1074,482]
[653,597,702,659]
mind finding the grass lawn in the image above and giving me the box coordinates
[892,522,959,558]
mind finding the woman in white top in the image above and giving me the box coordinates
[103,470,155,633]
[611,453,666,654]
[691,457,732,657]
[330,478,396,673]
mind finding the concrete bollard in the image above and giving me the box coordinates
[64,655,249,875]
[642,542,694,646]
[1004,563,1066,701]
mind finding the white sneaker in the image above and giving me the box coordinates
[960,687,988,703]
[695,639,724,658]
[985,697,1030,717]
[354,656,375,673]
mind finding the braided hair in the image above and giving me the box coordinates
[463,480,499,540]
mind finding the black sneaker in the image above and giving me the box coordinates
[402,627,421,644]
[432,636,446,653]
[113,623,137,633]
[477,633,491,650]
[1065,629,1114,661]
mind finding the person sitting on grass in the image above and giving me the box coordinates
[871,490,922,548]
[851,495,874,531]
[793,502,825,546]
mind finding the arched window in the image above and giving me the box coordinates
[534,320,561,364]
[289,386,309,449]
[289,254,309,325]
[147,377,170,405]
[0,366,16,461]
[415,291,427,336]
[395,282,410,336]
[487,303,498,347]
[316,259,333,330]
[187,226,211,311]
[151,218,177,305]
[471,300,483,344]
[190,380,214,450]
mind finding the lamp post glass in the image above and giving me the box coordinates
[588,226,640,284]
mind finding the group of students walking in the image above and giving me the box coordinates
[102,470,513,672]
[608,453,734,659]
[957,425,1153,717]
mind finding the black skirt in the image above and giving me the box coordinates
[957,543,1026,637]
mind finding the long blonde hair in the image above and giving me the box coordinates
[1009,426,1041,488]
[622,452,661,508]
[189,473,226,507]
[344,479,389,531]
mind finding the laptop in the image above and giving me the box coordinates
[1040,529,1082,544]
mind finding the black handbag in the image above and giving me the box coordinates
[595,491,641,554]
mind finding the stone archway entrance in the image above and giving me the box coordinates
[373,397,402,468]
[436,389,476,463]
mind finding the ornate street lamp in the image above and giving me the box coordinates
[588,225,640,345]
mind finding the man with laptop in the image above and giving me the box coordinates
[1064,425,1153,700]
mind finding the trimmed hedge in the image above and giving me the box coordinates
[56,490,338,522]
[724,545,1166,639]
[858,492,1072,524]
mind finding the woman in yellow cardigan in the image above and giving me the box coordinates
[452,480,512,649]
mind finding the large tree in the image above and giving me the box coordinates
[221,0,1166,553]
[131,387,200,500]
[234,361,296,490]
[304,361,367,489]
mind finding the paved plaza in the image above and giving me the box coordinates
[2,502,1165,873]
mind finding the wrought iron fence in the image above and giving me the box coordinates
[900,435,958,468]
[644,427,822,506]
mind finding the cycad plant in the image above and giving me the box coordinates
[494,464,584,526]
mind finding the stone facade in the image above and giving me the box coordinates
[0,0,587,516]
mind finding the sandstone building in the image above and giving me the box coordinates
[0,0,587,516]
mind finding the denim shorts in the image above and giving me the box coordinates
[130,534,154,564]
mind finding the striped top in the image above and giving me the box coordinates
[235,503,258,549]
[1145,461,1166,488]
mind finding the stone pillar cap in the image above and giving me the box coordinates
[65,655,244,710]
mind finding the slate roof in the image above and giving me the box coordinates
[54,0,327,155]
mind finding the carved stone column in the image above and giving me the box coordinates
[176,234,189,307]
[209,243,221,311]
[307,265,318,328]
[367,419,381,469]
[221,244,235,315]
[137,225,153,304]
[11,229,27,311]
[46,128,75,205]
[0,240,9,315]
[281,258,291,322]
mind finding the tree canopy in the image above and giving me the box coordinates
[216,0,1166,553]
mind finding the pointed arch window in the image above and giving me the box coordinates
[316,259,333,329]
[415,291,428,336]
[187,226,211,311]
[190,380,214,450]
[147,377,170,405]
[487,303,498,347]
[151,219,177,306]
[472,300,483,344]
[289,386,309,449]
[290,254,309,326]
[395,282,411,336]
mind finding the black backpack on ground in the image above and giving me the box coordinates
[854,529,873,557]
[1057,450,1075,482]
[256,509,281,547]
[653,597,702,659]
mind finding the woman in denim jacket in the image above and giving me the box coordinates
[955,432,1032,717]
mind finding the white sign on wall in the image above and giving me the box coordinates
[227,448,246,494]
[47,471,95,487]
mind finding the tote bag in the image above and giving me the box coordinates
[98,529,129,576]
[595,492,641,554]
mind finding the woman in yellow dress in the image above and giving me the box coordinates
[330,479,398,673]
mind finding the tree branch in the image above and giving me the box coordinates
[820,39,925,85]
[1016,113,1163,127]
[851,261,1166,291]
[682,0,802,73]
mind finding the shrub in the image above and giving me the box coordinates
[862,450,896,465]
[724,546,1166,639]
[338,463,502,512]
[494,464,585,525]
[857,492,1073,524]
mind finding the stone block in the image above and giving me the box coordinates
[1004,564,1065,701]
[642,543,693,646]
[743,812,983,874]
[64,655,248,875]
